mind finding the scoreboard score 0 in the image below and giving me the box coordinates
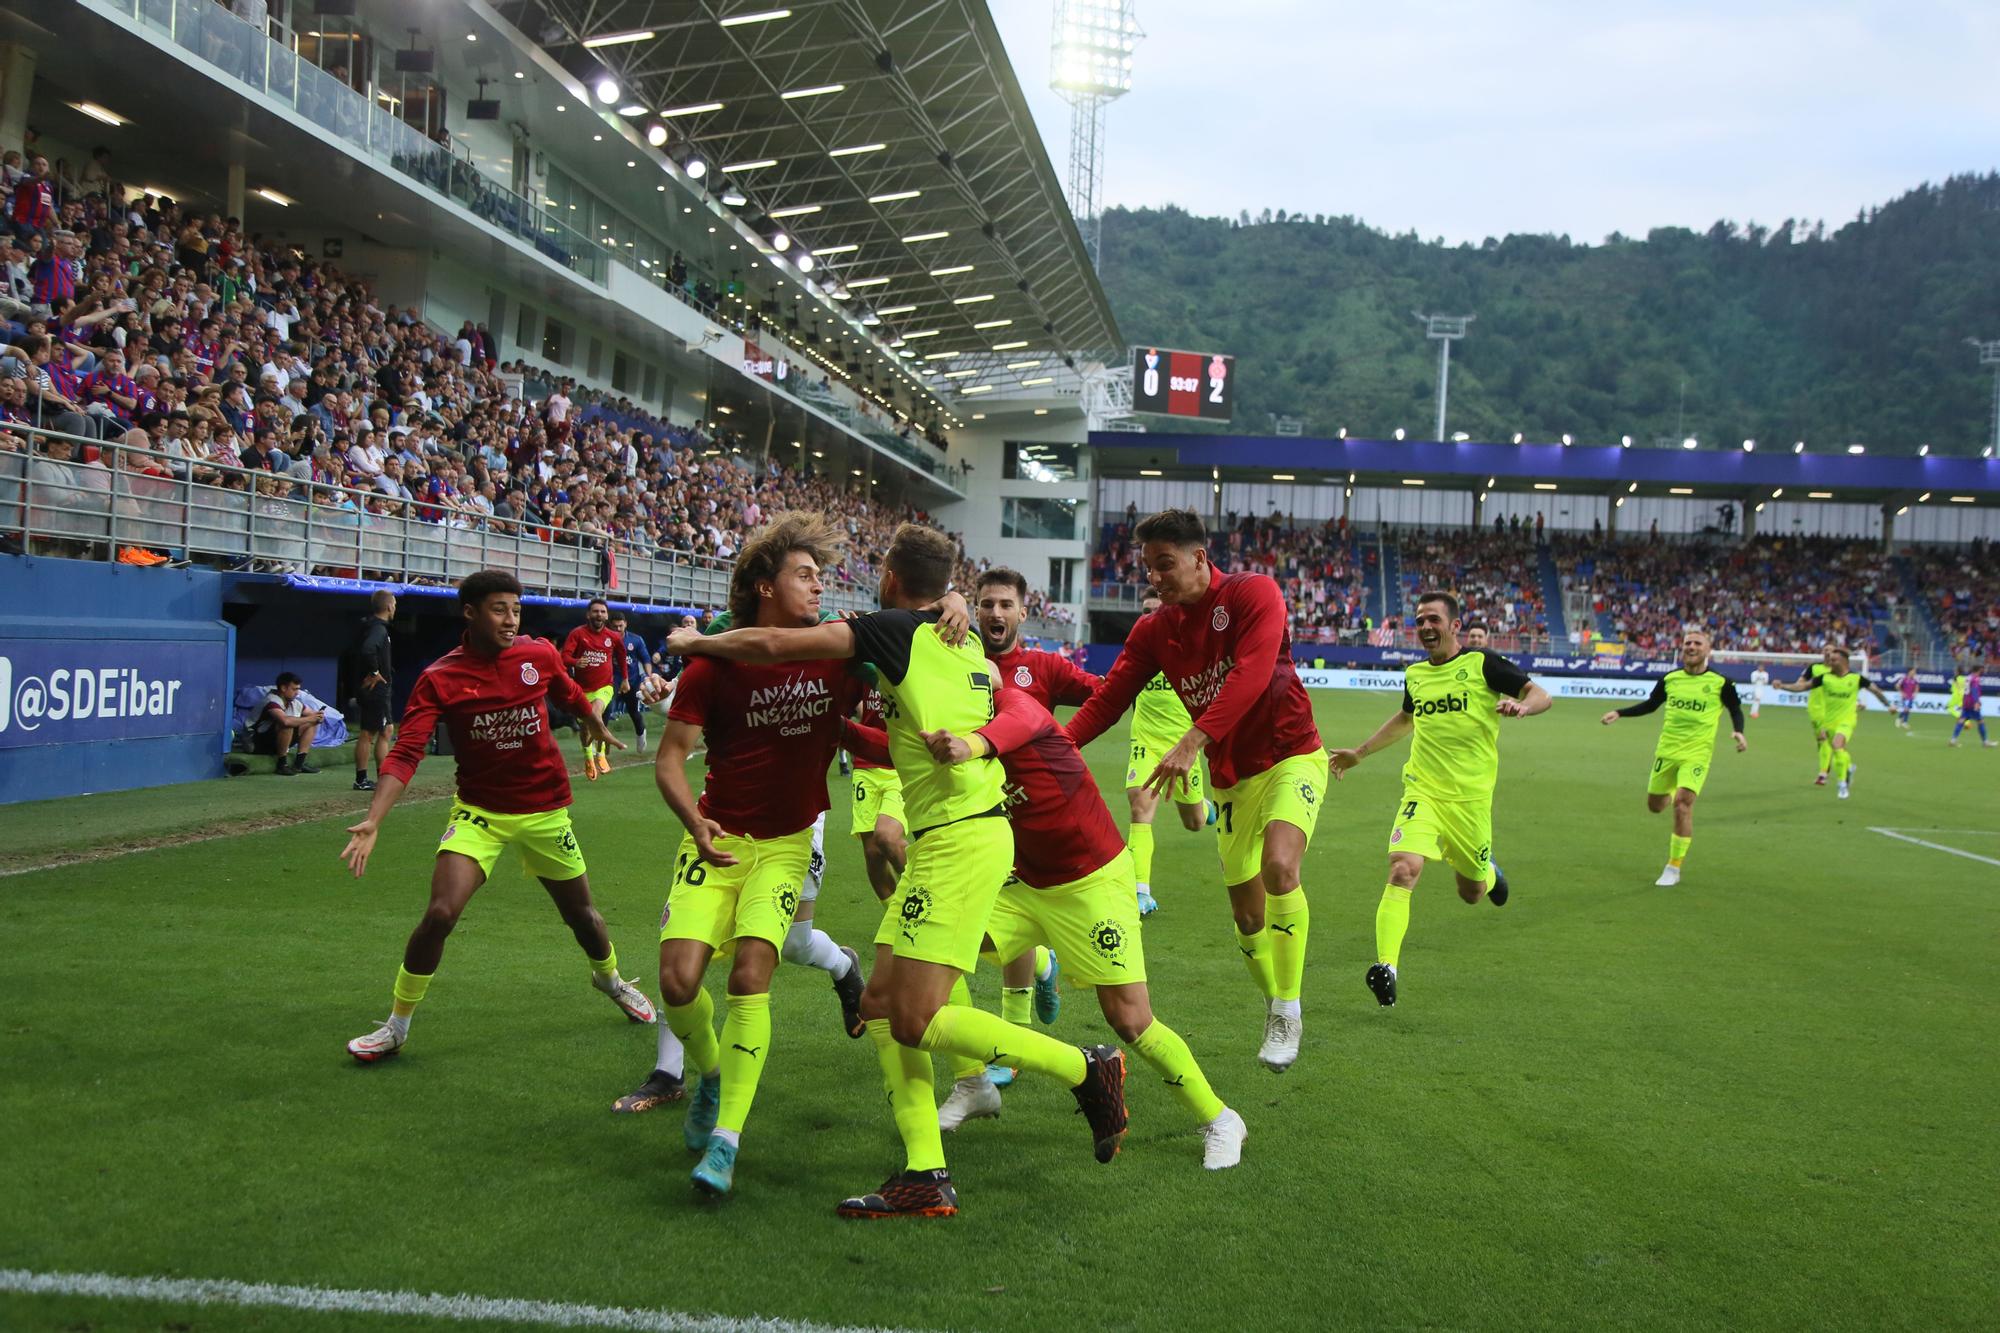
[1131,346,1234,422]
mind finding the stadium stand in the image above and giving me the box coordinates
[1906,539,1999,660]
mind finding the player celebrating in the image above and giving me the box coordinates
[1598,628,1747,886]
[844,687,1247,1169]
[1327,590,1551,1008]
[1948,662,1994,747]
[1120,590,1215,918]
[975,568,1093,1010]
[1775,647,1892,798]
[1063,509,1327,1073]
[609,611,651,753]
[848,681,908,905]
[561,598,628,780]
[1801,643,1837,784]
[1896,666,1919,730]
[339,570,654,1063]
[665,523,1128,1219]
[1748,664,1770,720]
[633,514,867,1197]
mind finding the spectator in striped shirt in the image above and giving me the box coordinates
[10,155,56,238]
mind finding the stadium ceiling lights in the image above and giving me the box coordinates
[992,340,1028,350]
[719,8,793,26]
[929,264,974,277]
[829,143,887,157]
[1950,494,1977,502]
[722,158,777,173]
[846,276,891,287]
[617,104,647,116]
[68,101,128,126]
[974,318,1013,330]
[1808,491,1834,499]
[1560,434,1573,446]
[721,190,748,206]
[941,369,979,378]
[1007,359,1042,370]
[1919,444,1931,457]
[953,293,995,304]
[961,385,994,395]
[1273,473,1296,481]
[900,229,949,242]
[1337,428,1347,440]
[768,204,823,219]
[1511,433,1523,444]
[255,188,294,206]
[1533,482,1559,490]
[1847,444,1866,455]
[875,303,916,314]
[1793,441,1806,455]
[1401,478,1425,486]
[1670,487,1695,495]
[781,83,845,100]
[594,76,620,104]
[1627,481,1638,493]
[583,29,655,47]
[1393,428,1406,440]
[1621,435,1633,447]
[1681,437,1699,449]
[903,329,941,339]
[1742,439,1755,453]
[1021,376,1055,386]
[874,191,925,205]
[661,102,725,117]
[796,254,817,272]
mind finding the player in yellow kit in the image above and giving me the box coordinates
[1776,647,1892,800]
[1327,590,1551,1008]
[1124,589,1215,916]
[1598,629,1748,886]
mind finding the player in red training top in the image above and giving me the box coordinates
[339,570,653,1064]
[1063,508,1327,1074]
[971,566,1093,1032]
[561,598,628,782]
[630,514,870,1198]
[845,685,1247,1170]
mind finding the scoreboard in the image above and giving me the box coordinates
[1131,346,1234,422]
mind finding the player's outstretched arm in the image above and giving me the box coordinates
[1329,709,1414,779]
[340,774,409,878]
[653,718,737,866]
[665,619,855,665]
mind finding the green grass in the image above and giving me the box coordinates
[3,696,1996,1332]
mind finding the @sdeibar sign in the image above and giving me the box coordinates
[0,639,226,748]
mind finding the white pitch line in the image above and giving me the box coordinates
[1867,828,2000,868]
[0,1269,915,1333]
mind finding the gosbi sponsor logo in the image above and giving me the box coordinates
[0,656,188,735]
[1668,696,1708,711]
[1410,692,1469,718]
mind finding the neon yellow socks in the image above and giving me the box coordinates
[944,976,984,1082]
[1000,985,1033,1026]
[390,965,432,1023]
[919,1003,1086,1087]
[868,1018,945,1171]
[1668,834,1691,867]
[1128,821,1154,888]
[1235,925,1278,999]
[1266,890,1309,1002]
[1131,1019,1224,1124]
[1831,748,1852,782]
[1816,737,1832,774]
[666,986,720,1079]
[716,992,770,1135]
[1376,885,1412,968]
[588,946,617,980]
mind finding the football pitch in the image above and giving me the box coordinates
[2,693,1995,1332]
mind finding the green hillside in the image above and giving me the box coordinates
[1097,174,2000,455]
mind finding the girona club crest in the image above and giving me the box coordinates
[1013,666,1032,687]
[520,662,540,685]
[1211,606,1230,633]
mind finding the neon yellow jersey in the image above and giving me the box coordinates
[1131,672,1193,743]
[1810,670,1869,729]
[1805,661,1830,719]
[1950,675,1966,711]
[847,609,1002,833]
[1399,649,1533,803]
[1622,669,1743,762]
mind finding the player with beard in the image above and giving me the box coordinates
[560,598,628,781]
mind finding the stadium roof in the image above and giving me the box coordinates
[520,0,1122,380]
[1092,432,2000,508]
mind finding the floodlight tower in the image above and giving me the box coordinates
[1051,0,1141,269]
[1413,311,1474,442]
[1968,338,2000,455]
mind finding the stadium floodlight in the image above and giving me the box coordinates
[1742,439,1755,453]
[796,253,816,273]
[1052,0,1142,266]
[1919,444,1931,457]
[769,231,791,251]
[1681,437,1698,450]
[1451,431,1470,442]
[1793,441,1806,455]
[1627,481,1638,493]
[1413,312,1474,441]
[1847,444,1865,455]
[1621,435,1633,447]
[684,155,707,179]
[594,76,620,104]
[1560,433,1572,446]
[1393,427,1406,440]
[1772,487,1784,497]
[1511,433,1523,444]
[583,29,655,48]
[617,104,647,116]
[645,123,668,146]
[1337,428,1347,439]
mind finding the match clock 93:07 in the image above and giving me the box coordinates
[1132,346,1235,422]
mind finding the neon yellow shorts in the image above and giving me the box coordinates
[1387,787,1491,883]
[660,825,812,953]
[873,815,1013,973]
[1806,695,1826,728]
[1213,750,1328,885]
[850,767,906,838]
[1126,732,1207,805]
[436,799,586,882]
[1648,751,1711,797]
[583,685,614,715]
[986,851,1146,987]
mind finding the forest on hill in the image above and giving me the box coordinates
[1095,174,2000,455]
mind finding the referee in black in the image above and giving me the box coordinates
[344,589,396,791]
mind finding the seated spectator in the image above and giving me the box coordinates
[259,672,323,775]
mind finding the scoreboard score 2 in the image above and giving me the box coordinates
[1132,346,1234,422]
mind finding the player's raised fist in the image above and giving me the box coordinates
[1600,710,1621,725]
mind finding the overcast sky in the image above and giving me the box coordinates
[987,0,2000,245]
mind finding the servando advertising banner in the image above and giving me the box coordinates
[0,638,227,748]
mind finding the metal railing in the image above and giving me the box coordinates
[100,0,605,284]
[0,422,876,615]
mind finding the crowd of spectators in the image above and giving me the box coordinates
[1907,539,1998,662]
[1397,529,1547,637]
[1556,534,1900,653]
[0,136,1010,610]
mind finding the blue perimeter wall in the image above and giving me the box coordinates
[0,557,234,803]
